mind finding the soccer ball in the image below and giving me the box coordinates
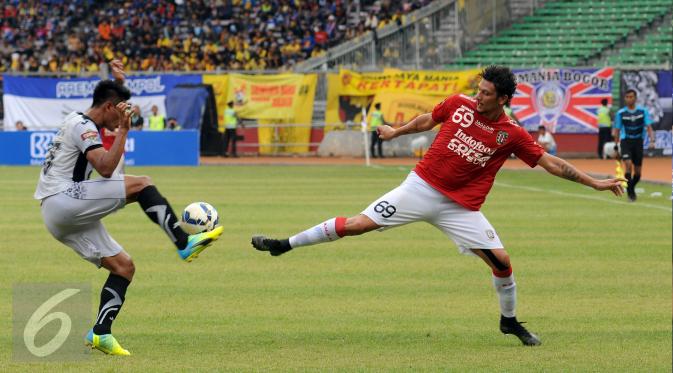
[181,202,219,235]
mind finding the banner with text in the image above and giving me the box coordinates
[226,73,316,120]
[511,68,613,133]
[3,74,202,131]
[0,130,198,166]
[326,69,480,130]
[226,74,317,154]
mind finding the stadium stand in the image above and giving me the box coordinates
[606,16,672,66]
[448,0,673,68]
[0,0,432,73]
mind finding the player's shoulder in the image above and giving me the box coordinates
[63,111,90,126]
[62,112,99,139]
[437,93,474,108]
[497,111,522,129]
[455,93,477,107]
[615,107,629,115]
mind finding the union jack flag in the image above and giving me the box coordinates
[511,68,613,133]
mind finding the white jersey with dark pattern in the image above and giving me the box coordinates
[34,111,103,200]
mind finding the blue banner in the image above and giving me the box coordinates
[3,74,202,98]
[3,74,203,131]
[0,130,199,166]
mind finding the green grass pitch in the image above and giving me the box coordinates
[1,165,671,371]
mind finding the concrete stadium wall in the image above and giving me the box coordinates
[319,131,600,158]
[317,131,438,157]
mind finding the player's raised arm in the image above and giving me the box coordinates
[537,153,625,196]
[110,59,126,84]
[377,113,437,141]
[87,101,132,178]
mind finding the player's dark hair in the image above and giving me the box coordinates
[601,98,608,106]
[480,65,517,105]
[227,101,234,106]
[538,125,546,131]
[625,89,637,97]
[92,80,131,108]
[375,103,381,109]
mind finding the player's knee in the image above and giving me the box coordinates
[482,249,510,271]
[130,176,153,196]
[344,216,376,236]
[125,175,153,196]
[114,257,135,281]
[497,253,511,270]
[120,260,135,280]
[139,175,153,189]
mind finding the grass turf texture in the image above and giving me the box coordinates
[1,165,671,372]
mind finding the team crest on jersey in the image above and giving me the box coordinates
[496,131,509,145]
[80,131,98,140]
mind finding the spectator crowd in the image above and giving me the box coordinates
[1,0,432,73]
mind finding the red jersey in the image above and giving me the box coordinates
[100,128,116,150]
[414,94,544,211]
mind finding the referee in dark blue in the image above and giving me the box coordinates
[612,89,655,202]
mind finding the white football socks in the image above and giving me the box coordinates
[492,272,517,318]
[289,217,346,248]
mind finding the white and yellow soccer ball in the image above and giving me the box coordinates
[180,202,219,235]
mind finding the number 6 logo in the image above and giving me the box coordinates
[23,288,80,357]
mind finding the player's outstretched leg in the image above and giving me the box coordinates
[473,249,541,346]
[134,183,190,249]
[179,226,224,262]
[252,215,380,256]
[252,216,347,256]
[251,236,293,256]
[126,177,223,261]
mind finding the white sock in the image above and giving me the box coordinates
[289,217,346,248]
[492,272,516,318]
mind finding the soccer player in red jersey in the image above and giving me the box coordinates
[252,66,625,346]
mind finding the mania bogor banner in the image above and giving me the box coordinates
[511,68,614,133]
[620,70,672,155]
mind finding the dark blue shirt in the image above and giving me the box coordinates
[614,106,652,140]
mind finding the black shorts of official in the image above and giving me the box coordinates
[620,138,644,166]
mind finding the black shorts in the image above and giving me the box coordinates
[620,138,644,166]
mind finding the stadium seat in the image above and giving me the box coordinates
[450,0,673,67]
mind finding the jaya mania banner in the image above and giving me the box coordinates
[326,69,481,130]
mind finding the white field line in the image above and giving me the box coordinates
[495,182,672,213]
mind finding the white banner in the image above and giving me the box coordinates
[3,74,202,131]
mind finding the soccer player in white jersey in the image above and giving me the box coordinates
[252,66,625,346]
[34,60,223,356]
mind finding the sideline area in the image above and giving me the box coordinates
[201,156,672,184]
